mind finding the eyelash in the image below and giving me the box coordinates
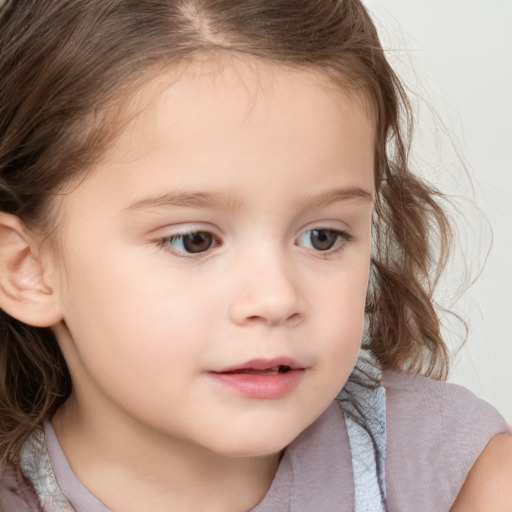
[156,231,220,258]
[156,228,352,259]
[296,229,352,256]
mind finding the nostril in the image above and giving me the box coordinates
[285,312,302,326]
[246,315,263,324]
[244,312,301,326]
[228,291,304,327]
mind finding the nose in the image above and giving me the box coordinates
[228,252,304,327]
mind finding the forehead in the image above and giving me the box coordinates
[100,54,376,166]
[51,54,375,235]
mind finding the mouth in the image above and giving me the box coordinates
[208,358,306,399]
[221,365,294,376]
[212,357,303,375]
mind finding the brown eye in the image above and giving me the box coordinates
[167,232,214,254]
[297,229,346,251]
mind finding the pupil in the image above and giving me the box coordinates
[311,230,337,251]
[183,232,213,253]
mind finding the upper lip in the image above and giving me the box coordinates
[211,357,304,373]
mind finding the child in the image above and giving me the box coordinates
[0,1,510,511]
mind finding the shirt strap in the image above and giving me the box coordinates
[19,428,74,512]
[339,381,387,511]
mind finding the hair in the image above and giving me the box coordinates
[0,0,451,468]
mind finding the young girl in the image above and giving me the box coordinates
[0,1,510,511]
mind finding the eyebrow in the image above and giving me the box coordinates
[123,186,373,213]
[123,190,242,212]
[297,186,373,209]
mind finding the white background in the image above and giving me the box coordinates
[364,0,512,422]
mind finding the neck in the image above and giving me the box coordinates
[52,396,280,512]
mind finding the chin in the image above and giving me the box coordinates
[204,424,303,459]
[216,442,289,459]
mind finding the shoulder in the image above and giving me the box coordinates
[452,433,512,511]
[382,370,510,510]
[383,369,508,435]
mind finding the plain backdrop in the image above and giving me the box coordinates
[364,0,512,422]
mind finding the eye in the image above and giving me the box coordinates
[296,229,350,251]
[162,231,215,255]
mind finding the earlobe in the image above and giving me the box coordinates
[0,213,62,327]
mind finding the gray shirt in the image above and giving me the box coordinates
[16,371,509,511]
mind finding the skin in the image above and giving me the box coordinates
[451,433,512,511]
[43,58,376,511]
[1,55,508,511]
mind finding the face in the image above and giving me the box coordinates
[49,57,375,458]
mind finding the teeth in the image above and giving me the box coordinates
[241,368,279,375]
[229,365,292,375]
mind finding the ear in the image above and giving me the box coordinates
[0,213,62,327]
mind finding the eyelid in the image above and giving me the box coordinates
[151,223,354,259]
[153,224,222,259]
[295,227,353,255]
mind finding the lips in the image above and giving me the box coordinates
[208,358,306,399]
[212,357,302,374]
[224,365,292,376]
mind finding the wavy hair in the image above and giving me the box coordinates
[0,0,450,466]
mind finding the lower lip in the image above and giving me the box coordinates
[207,369,305,399]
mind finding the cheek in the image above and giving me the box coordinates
[57,252,203,385]
[313,261,369,381]
[58,286,203,424]
[323,305,364,372]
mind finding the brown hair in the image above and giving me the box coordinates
[0,0,451,466]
